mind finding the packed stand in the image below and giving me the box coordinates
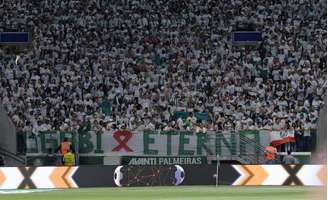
[0,0,326,145]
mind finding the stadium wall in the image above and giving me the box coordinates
[313,95,326,164]
[0,104,17,153]
[0,165,325,189]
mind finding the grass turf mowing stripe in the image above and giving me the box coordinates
[0,186,324,200]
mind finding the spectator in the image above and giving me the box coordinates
[283,150,299,164]
[46,148,57,166]
[303,118,312,151]
[55,137,73,163]
[265,145,278,164]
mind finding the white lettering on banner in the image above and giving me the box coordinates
[129,158,157,165]
[86,131,215,156]
[27,130,277,157]
[127,157,204,165]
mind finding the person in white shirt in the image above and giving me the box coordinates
[303,119,312,151]
[177,117,184,130]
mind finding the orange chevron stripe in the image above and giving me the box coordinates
[235,166,251,185]
[317,165,327,185]
[64,167,76,188]
[62,167,72,188]
[242,166,254,185]
[0,169,6,187]
[244,165,268,185]
[50,167,71,188]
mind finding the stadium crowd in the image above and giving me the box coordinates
[0,0,326,147]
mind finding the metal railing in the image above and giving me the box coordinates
[0,146,25,166]
[239,134,266,164]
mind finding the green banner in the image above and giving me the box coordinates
[26,129,262,160]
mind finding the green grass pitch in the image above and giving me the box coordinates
[0,186,325,200]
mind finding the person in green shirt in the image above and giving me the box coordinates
[63,148,76,166]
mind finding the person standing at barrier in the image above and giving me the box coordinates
[55,137,73,165]
[283,150,299,164]
[303,119,312,151]
[56,137,72,155]
[63,148,76,166]
[46,148,57,166]
[265,145,278,164]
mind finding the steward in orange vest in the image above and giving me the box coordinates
[56,137,73,155]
